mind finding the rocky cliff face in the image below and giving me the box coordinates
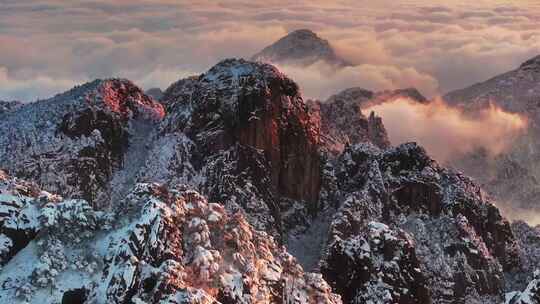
[307,97,390,155]
[306,86,427,155]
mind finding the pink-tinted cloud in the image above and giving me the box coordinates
[0,1,540,100]
[365,98,527,163]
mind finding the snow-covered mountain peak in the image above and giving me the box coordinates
[252,29,348,66]
[201,58,287,86]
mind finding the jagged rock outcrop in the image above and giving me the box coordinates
[307,98,390,154]
[0,171,341,303]
[306,86,427,155]
[148,59,322,236]
[0,79,165,207]
[320,143,521,303]
[252,29,348,66]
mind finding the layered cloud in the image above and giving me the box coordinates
[1,1,540,100]
[365,98,527,163]
[276,61,439,100]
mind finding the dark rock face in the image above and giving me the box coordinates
[161,75,199,112]
[61,288,87,304]
[158,59,322,231]
[252,29,348,66]
[320,143,521,303]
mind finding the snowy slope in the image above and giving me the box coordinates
[0,79,165,208]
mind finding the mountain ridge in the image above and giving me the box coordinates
[0,58,538,303]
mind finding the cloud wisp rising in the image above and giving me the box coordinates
[365,98,527,163]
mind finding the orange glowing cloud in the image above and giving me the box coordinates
[365,98,527,163]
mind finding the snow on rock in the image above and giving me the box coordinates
[152,58,322,237]
[0,100,22,115]
[0,178,341,304]
[507,270,540,304]
[319,142,521,303]
[0,79,165,208]
[0,171,42,266]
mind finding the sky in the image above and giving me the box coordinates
[1,0,540,101]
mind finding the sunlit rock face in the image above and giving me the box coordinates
[252,29,349,67]
[0,79,165,208]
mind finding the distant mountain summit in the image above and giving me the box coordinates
[444,54,540,112]
[252,29,348,66]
